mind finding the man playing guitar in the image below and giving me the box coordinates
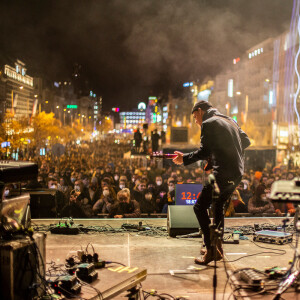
[173,100,250,265]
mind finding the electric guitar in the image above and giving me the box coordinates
[150,152,177,159]
[150,152,213,171]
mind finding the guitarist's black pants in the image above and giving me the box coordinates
[193,177,241,249]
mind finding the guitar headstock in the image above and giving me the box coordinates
[150,152,164,159]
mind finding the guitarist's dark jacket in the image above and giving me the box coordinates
[183,108,251,184]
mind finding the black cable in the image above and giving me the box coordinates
[105,261,126,266]
[224,239,286,263]
[78,278,103,300]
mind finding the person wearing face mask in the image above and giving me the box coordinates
[92,186,116,214]
[70,173,77,185]
[154,175,167,196]
[37,176,47,188]
[162,181,176,213]
[155,176,163,188]
[75,179,92,205]
[61,190,90,218]
[89,176,101,206]
[47,177,67,216]
[113,174,120,185]
[129,174,139,190]
[110,188,140,218]
[156,190,168,213]
[118,179,127,191]
[3,186,11,199]
[248,184,274,214]
[48,178,59,190]
[140,190,156,214]
[58,177,71,197]
[230,188,247,213]
[147,183,156,194]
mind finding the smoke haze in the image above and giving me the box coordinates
[0,0,293,109]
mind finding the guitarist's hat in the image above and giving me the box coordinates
[191,100,212,114]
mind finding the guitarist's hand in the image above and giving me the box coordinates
[173,151,184,165]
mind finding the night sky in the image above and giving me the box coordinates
[0,0,293,110]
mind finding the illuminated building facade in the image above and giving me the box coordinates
[209,29,300,155]
[210,38,277,147]
[2,60,35,120]
[119,111,146,128]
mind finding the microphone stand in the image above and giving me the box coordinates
[208,174,221,300]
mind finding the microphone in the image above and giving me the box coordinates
[208,174,220,194]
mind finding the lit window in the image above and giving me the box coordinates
[254,50,257,56]
[258,49,260,54]
[261,48,263,52]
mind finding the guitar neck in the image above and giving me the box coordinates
[150,153,177,159]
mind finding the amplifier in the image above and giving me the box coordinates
[0,233,46,300]
[253,230,293,245]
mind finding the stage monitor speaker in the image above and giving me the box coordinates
[0,233,46,300]
[28,190,57,218]
[167,205,199,237]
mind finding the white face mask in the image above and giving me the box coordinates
[4,190,9,196]
[156,180,162,186]
[50,184,57,189]
[74,185,80,192]
[71,177,76,183]
[103,190,110,197]
[119,185,125,189]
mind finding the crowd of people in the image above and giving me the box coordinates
[8,138,298,219]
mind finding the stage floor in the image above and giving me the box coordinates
[33,217,299,300]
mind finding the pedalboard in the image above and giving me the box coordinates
[253,230,293,245]
[239,269,264,291]
[50,226,79,235]
[223,233,240,244]
[76,263,98,283]
[50,275,81,297]
[265,267,287,279]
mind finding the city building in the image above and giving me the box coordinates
[207,28,300,166]
[119,110,146,129]
[1,60,35,121]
